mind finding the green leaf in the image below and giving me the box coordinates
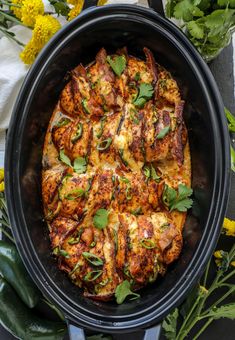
[93,209,109,230]
[162,308,179,340]
[84,270,103,282]
[231,145,235,172]
[174,0,204,21]
[156,126,171,139]
[133,83,154,108]
[207,303,235,319]
[187,20,205,38]
[166,0,178,18]
[106,55,126,77]
[218,0,235,8]
[64,188,85,200]
[163,184,193,212]
[73,157,87,174]
[115,280,140,304]
[225,107,235,132]
[59,150,72,167]
[49,0,70,16]
[82,252,103,266]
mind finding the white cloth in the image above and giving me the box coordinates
[0,0,140,131]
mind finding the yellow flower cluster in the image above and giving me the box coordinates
[20,15,61,64]
[0,169,4,192]
[97,0,108,5]
[223,217,235,237]
[11,0,44,27]
[68,0,84,21]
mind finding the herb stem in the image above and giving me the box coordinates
[0,218,10,228]
[217,268,235,286]
[176,296,200,340]
[192,317,213,340]
[202,260,210,287]
[0,1,21,7]
[0,226,14,243]
[202,286,235,316]
[0,11,26,26]
[0,27,25,46]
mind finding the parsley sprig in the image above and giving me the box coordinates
[115,280,140,304]
[93,208,109,230]
[163,184,193,212]
[106,55,126,77]
[59,150,87,174]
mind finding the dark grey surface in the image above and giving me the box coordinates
[1,43,234,340]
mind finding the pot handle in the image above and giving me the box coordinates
[67,321,86,340]
[147,0,165,17]
[143,324,162,340]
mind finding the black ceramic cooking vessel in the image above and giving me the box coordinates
[5,1,230,339]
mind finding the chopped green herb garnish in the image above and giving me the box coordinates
[131,207,142,216]
[119,177,130,184]
[69,261,80,277]
[68,228,84,245]
[73,156,87,174]
[59,149,72,167]
[93,208,109,230]
[156,126,170,139]
[96,116,107,138]
[115,280,140,304]
[162,183,193,212]
[90,240,96,248]
[130,108,140,124]
[97,137,112,151]
[143,164,161,182]
[140,238,156,249]
[106,55,126,77]
[82,252,103,266]
[82,98,90,114]
[64,188,85,200]
[119,149,129,167]
[84,270,103,282]
[71,123,83,144]
[134,72,141,81]
[133,83,154,108]
[55,117,71,127]
[53,247,70,258]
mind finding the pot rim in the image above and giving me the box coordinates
[5,4,231,332]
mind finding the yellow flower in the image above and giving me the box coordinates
[68,0,84,21]
[0,168,4,192]
[223,217,235,237]
[97,0,108,5]
[0,169,4,183]
[67,0,80,4]
[20,40,39,65]
[32,15,61,48]
[20,15,61,64]
[231,261,235,267]
[21,0,44,27]
[214,250,223,259]
[11,0,23,20]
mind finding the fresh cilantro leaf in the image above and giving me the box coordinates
[187,20,205,39]
[106,55,126,77]
[59,150,72,167]
[174,0,204,21]
[150,164,161,182]
[166,0,178,18]
[162,308,179,340]
[73,157,87,174]
[133,83,154,108]
[93,208,109,230]
[115,280,140,304]
[49,0,70,16]
[225,107,235,132]
[156,126,171,139]
[163,184,193,212]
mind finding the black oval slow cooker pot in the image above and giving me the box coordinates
[5,2,230,339]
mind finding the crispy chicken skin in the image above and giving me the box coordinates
[42,47,191,301]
